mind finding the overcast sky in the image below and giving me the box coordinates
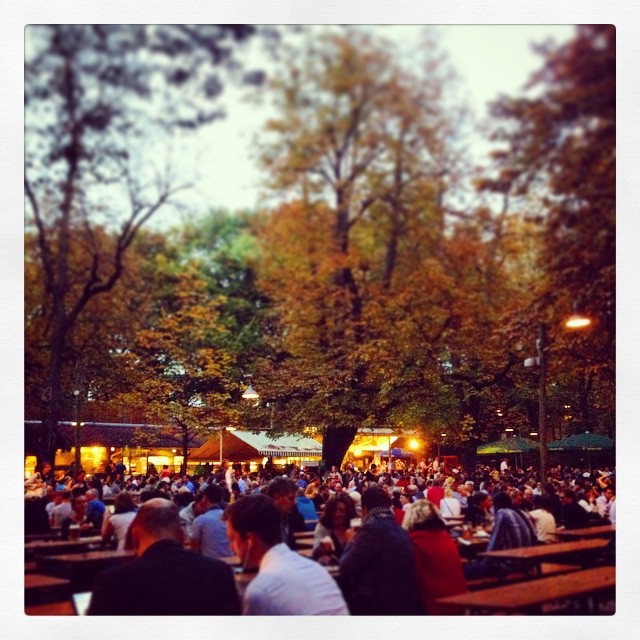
[152,24,575,225]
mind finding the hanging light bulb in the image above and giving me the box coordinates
[242,383,259,400]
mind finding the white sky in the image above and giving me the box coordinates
[154,24,575,224]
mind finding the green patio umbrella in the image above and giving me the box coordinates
[547,432,614,451]
[548,432,614,472]
[476,436,539,455]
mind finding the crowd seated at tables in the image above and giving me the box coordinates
[24,456,616,615]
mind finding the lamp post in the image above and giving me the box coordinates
[437,432,446,469]
[526,313,591,480]
[537,323,548,480]
[73,389,81,472]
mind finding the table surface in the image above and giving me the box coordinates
[25,536,103,551]
[293,531,315,538]
[478,537,610,562]
[556,525,616,539]
[25,573,71,590]
[25,600,75,616]
[38,549,135,564]
[436,566,615,613]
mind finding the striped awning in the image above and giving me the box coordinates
[189,430,322,461]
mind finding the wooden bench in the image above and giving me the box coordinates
[25,573,72,606]
[477,537,610,575]
[25,600,75,616]
[465,563,581,591]
[556,524,616,540]
[437,566,615,615]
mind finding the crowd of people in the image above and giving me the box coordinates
[24,456,616,615]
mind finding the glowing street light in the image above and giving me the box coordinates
[565,313,592,329]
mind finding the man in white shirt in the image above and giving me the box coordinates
[222,493,349,615]
[596,486,615,521]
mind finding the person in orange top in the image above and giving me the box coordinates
[402,499,467,614]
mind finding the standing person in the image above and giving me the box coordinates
[402,500,467,614]
[222,494,348,615]
[265,477,305,549]
[339,486,425,615]
[101,491,137,550]
[191,484,233,559]
[88,498,240,615]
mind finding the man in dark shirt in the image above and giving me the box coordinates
[339,486,425,615]
[558,488,590,529]
[88,498,240,615]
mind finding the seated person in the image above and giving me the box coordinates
[88,498,240,615]
[312,494,356,565]
[403,499,467,614]
[463,491,536,580]
[222,494,348,615]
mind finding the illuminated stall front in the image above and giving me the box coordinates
[345,428,424,470]
[24,421,207,477]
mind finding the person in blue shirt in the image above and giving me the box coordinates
[85,488,106,530]
[191,484,232,559]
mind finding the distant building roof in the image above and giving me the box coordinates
[24,421,208,452]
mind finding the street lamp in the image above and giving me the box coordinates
[72,389,82,472]
[437,432,447,469]
[242,383,259,400]
[525,316,590,479]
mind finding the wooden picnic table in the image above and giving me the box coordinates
[25,573,71,591]
[478,537,610,574]
[436,566,615,615]
[293,530,315,539]
[556,524,616,540]
[295,538,315,549]
[25,536,105,563]
[25,535,103,555]
[25,532,63,542]
[25,573,72,606]
[39,549,135,565]
[219,555,242,567]
[25,600,75,616]
[36,549,135,592]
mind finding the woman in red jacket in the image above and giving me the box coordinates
[402,499,467,614]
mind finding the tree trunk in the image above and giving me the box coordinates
[322,426,358,470]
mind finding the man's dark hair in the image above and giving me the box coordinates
[265,476,296,498]
[61,489,72,500]
[493,491,513,511]
[203,483,223,504]
[361,485,391,511]
[560,488,576,501]
[221,494,283,546]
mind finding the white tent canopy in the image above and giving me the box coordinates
[232,431,322,456]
